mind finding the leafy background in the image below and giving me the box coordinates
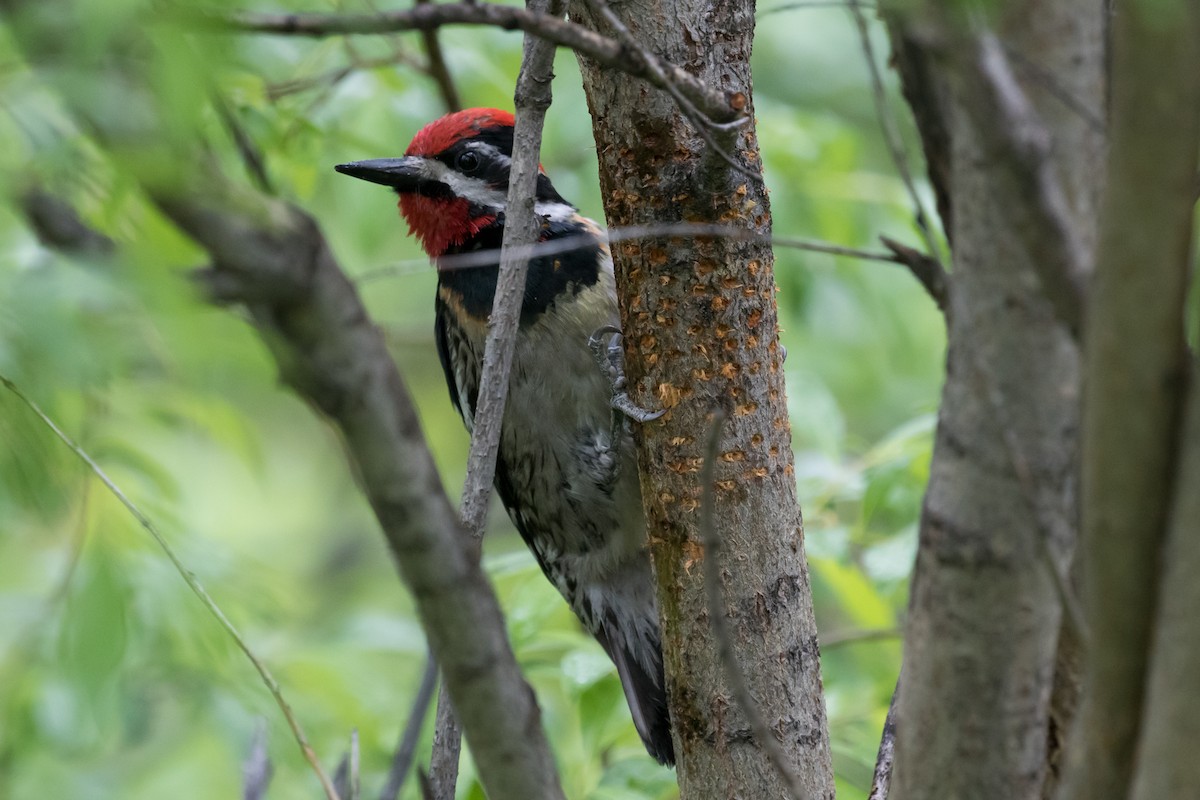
[0,1,944,797]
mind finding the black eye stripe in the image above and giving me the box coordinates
[437,143,512,194]
[427,133,569,207]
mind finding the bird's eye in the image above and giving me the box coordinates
[456,151,480,173]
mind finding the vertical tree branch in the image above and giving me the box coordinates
[569,0,836,796]
[867,682,898,800]
[415,0,463,113]
[425,0,566,795]
[846,0,942,262]
[883,1,1104,797]
[424,690,462,800]
[880,15,954,240]
[1059,2,1200,797]
[379,655,438,800]
[699,410,806,800]
[452,0,563,549]
[1128,367,1200,798]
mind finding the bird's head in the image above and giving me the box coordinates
[336,108,571,259]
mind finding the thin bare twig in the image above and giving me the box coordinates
[212,93,274,194]
[879,235,949,311]
[266,53,422,100]
[845,0,943,264]
[380,655,439,800]
[820,627,901,649]
[761,0,875,12]
[426,686,461,800]
[448,41,560,538]
[867,681,899,800]
[0,374,342,800]
[426,1,567,796]
[219,4,742,124]
[354,223,915,284]
[700,408,808,800]
[415,0,463,113]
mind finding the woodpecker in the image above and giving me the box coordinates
[335,108,674,765]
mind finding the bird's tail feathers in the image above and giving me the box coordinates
[597,625,675,766]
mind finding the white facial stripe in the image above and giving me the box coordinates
[416,149,576,222]
[416,159,508,210]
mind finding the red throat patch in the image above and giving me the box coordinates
[399,194,496,259]
[398,108,513,257]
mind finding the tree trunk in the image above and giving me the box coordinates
[1128,367,1200,799]
[1062,2,1200,796]
[884,2,1105,798]
[568,0,835,797]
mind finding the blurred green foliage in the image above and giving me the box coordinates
[0,0,944,797]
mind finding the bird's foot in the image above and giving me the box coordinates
[588,326,665,425]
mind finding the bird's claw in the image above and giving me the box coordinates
[588,326,665,424]
[612,394,665,423]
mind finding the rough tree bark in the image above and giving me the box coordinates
[567,0,836,797]
[1062,2,1200,797]
[882,2,1105,798]
[1129,364,1200,799]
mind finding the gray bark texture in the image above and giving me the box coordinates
[884,2,1105,798]
[1061,1,1200,797]
[1129,367,1200,799]
[567,0,836,797]
[159,190,568,800]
